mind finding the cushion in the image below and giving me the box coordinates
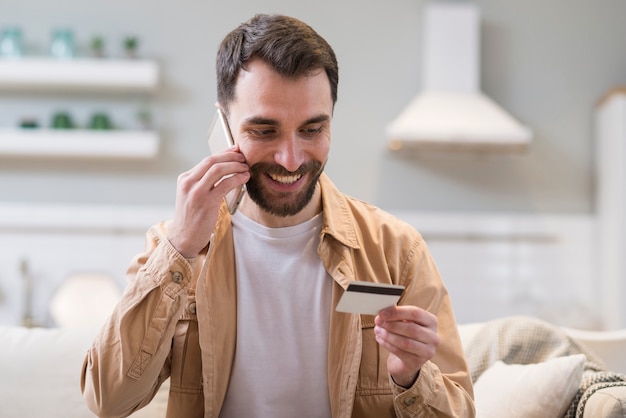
[474,354,586,418]
[457,322,485,350]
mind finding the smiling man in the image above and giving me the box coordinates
[81,14,475,418]
[218,57,330,224]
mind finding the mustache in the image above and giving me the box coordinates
[249,161,322,177]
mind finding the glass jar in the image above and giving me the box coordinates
[0,27,23,58]
[50,28,75,58]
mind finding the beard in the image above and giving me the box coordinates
[245,160,325,217]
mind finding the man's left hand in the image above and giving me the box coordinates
[374,305,441,388]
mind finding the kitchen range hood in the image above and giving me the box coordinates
[387,2,532,152]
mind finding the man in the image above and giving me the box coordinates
[81,14,475,418]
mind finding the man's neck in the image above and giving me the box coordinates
[238,184,322,228]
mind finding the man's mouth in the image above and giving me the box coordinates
[269,173,303,184]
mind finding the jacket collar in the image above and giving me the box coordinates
[218,173,361,250]
[318,173,361,250]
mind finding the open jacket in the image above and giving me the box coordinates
[81,174,475,418]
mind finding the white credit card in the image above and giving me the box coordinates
[336,281,405,315]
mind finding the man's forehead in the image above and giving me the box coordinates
[237,58,327,83]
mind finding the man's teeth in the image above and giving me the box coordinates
[269,173,302,184]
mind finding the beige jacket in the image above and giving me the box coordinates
[81,174,475,418]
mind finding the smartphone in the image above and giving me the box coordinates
[207,108,247,214]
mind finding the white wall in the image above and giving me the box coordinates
[395,211,599,328]
[0,203,601,329]
[1,0,625,213]
[0,203,173,326]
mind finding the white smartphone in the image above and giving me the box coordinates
[207,109,247,214]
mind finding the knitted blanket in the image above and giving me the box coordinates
[464,316,626,418]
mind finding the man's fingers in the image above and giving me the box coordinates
[377,305,437,328]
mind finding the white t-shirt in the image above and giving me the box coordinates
[219,211,333,418]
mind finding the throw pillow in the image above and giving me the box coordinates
[474,353,586,418]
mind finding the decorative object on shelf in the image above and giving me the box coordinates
[20,258,37,328]
[123,35,139,58]
[136,103,152,129]
[50,28,75,59]
[89,112,113,130]
[90,36,105,58]
[51,111,74,129]
[19,117,39,129]
[0,26,23,58]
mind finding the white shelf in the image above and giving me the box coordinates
[0,128,159,160]
[0,58,159,93]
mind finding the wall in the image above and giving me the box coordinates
[0,203,600,329]
[0,203,173,326]
[1,0,625,213]
[395,210,599,328]
[2,1,625,328]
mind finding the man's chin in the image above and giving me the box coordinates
[253,195,310,217]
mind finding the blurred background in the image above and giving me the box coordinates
[1,0,625,329]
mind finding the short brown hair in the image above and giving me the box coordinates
[216,14,338,113]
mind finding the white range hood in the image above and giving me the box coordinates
[387,2,532,152]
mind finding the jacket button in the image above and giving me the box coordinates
[188,302,197,314]
[172,271,183,283]
[403,396,417,406]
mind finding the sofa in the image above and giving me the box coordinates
[1,317,625,418]
[458,317,626,417]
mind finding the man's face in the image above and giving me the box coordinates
[226,58,333,217]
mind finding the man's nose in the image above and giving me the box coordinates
[274,136,305,172]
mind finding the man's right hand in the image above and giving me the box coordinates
[167,146,249,259]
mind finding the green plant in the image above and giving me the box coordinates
[136,104,152,129]
[123,36,138,55]
[90,36,105,57]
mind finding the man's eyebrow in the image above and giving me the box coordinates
[304,114,331,125]
[243,116,278,125]
[242,114,330,126]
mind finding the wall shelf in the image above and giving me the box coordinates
[0,58,159,93]
[0,128,159,160]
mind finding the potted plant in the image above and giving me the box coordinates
[90,36,105,58]
[136,104,152,130]
[123,36,139,58]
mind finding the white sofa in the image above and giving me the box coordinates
[0,318,624,418]
[0,325,166,418]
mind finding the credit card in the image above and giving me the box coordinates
[336,281,405,315]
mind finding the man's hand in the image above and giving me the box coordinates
[168,146,249,259]
[374,305,441,388]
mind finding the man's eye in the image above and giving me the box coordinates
[302,126,323,136]
[250,128,276,137]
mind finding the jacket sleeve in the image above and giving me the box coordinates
[81,222,196,418]
[391,236,475,418]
